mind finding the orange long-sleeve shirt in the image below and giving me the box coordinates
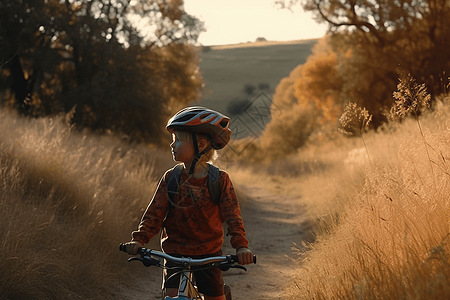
[131,167,249,255]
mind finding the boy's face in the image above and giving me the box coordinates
[170,132,195,163]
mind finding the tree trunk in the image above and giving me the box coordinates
[9,55,30,115]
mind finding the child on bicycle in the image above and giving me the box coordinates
[123,107,253,300]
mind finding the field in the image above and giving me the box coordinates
[197,39,317,137]
[0,112,173,299]
[1,39,450,299]
[281,99,450,299]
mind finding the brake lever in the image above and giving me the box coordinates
[218,263,247,272]
[230,265,247,271]
[128,256,160,267]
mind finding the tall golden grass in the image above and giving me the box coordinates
[0,111,173,299]
[2,74,449,300]
[285,88,450,298]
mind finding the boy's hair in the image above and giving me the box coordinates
[173,130,217,163]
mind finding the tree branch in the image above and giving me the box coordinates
[314,0,386,47]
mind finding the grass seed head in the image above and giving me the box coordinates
[390,73,431,120]
[339,102,372,136]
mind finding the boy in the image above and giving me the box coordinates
[122,107,253,300]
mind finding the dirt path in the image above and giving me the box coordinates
[121,184,313,300]
[221,185,313,300]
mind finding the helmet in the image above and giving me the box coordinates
[166,106,232,149]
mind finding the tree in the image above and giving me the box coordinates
[275,0,450,120]
[0,0,205,144]
[257,63,321,157]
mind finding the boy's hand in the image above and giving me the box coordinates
[122,241,143,255]
[237,247,253,265]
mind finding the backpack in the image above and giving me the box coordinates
[166,163,221,210]
[164,163,231,236]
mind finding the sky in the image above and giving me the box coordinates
[183,0,328,46]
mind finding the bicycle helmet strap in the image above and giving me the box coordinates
[188,133,199,174]
[188,132,213,174]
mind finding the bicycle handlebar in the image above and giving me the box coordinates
[119,243,256,270]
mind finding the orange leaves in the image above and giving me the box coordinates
[294,46,343,126]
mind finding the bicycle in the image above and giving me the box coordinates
[119,244,256,300]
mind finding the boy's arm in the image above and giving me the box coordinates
[219,171,249,251]
[131,172,170,245]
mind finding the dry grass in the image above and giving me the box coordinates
[0,111,174,299]
[284,96,450,299]
[2,73,450,299]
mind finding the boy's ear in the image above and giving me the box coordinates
[198,138,208,152]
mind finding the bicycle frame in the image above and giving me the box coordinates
[164,269,198,299]
[175,270,192,298]
[163,254,229,299]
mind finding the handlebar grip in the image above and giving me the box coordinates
[120,243,145,255]
[231,254,257,264]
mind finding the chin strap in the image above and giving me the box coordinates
[188,133,213,174]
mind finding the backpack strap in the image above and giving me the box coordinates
[207,163,221,206]
[165,164,183,220]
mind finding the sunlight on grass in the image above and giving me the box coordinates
[2,79,450,299]
[0,111,173,299]
[284,95,450,299]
